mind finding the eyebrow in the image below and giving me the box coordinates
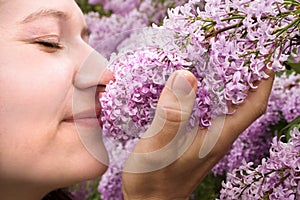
[20,9,69,24]
[20,8,90,39]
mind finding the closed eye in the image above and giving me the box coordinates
[36,41,63,49]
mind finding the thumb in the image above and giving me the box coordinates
[123,70,198,173]
[134,70,198,152]
[156,70,198,123]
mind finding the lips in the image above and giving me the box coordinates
[63,92,104,128]
[63,109,101,127]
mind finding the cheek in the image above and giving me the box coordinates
[0,47,73,152]
[1,71,70,127]
[0,46,108,184]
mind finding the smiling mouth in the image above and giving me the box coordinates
[64,116,102,128]
[64,97,103,128]
[63,89,105,128]
[63,110,103,128]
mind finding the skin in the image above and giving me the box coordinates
[0,1,113,199]
[0,0,275,199]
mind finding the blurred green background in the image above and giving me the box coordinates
[76,0,111,15]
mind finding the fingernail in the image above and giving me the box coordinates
[171,73,194,96]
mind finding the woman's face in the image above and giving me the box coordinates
[0,0,111,195]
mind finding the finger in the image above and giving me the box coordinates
[123,70,198,173]
[221,70,275,145]
[134,70,198,152]
[182,70,275,166]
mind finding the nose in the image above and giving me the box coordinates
[98,69,115,86]
[71,50,111,166]
[74,50,115,89]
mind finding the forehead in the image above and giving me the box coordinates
[0,0,83,26]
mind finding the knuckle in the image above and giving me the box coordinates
[156,105,190,123]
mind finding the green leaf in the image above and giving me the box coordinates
[289,62,300,74]
[284,55,300,74]
[75,0,112,16]
[191,172,226,199]
[279,116,300,139]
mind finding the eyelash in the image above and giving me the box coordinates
[36,41,63,49]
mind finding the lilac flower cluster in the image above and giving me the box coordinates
[213,72,300,175]
[282,82,300,122]
[164,0,300,103]
[84,0,300,199]
[85,0,189,57]
[84,11,148,58]
[101,46,185,142]
[70,181,93,200]
[220,127,300,199]
[98,139,137,200]
[88,0,188,22]
[88,0,140,16]
[98,27,225,199]
[100,0,300,144]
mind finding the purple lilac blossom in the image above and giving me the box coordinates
[101,45,193,143]
[282,84,300,122]
[163,0,292,106]
[100,0,298,144]
[88,0,102,5]
[88,0,189,21]
[213,73,300,175]
[85,0,189,58]
[220,127,300,199]
[94,0,299,199]
[101,0,140,16]
[88,0,140,15]
[85,11,148,58]
[98,139,137,200]
[100,25,228,143]
[70,181,93,200]
[99,27,225,200]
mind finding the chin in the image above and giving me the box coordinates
[85,158,109,179]
[57,162,108,190]
[53,122,109,185]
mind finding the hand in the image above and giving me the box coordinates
[122,69,275,200]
